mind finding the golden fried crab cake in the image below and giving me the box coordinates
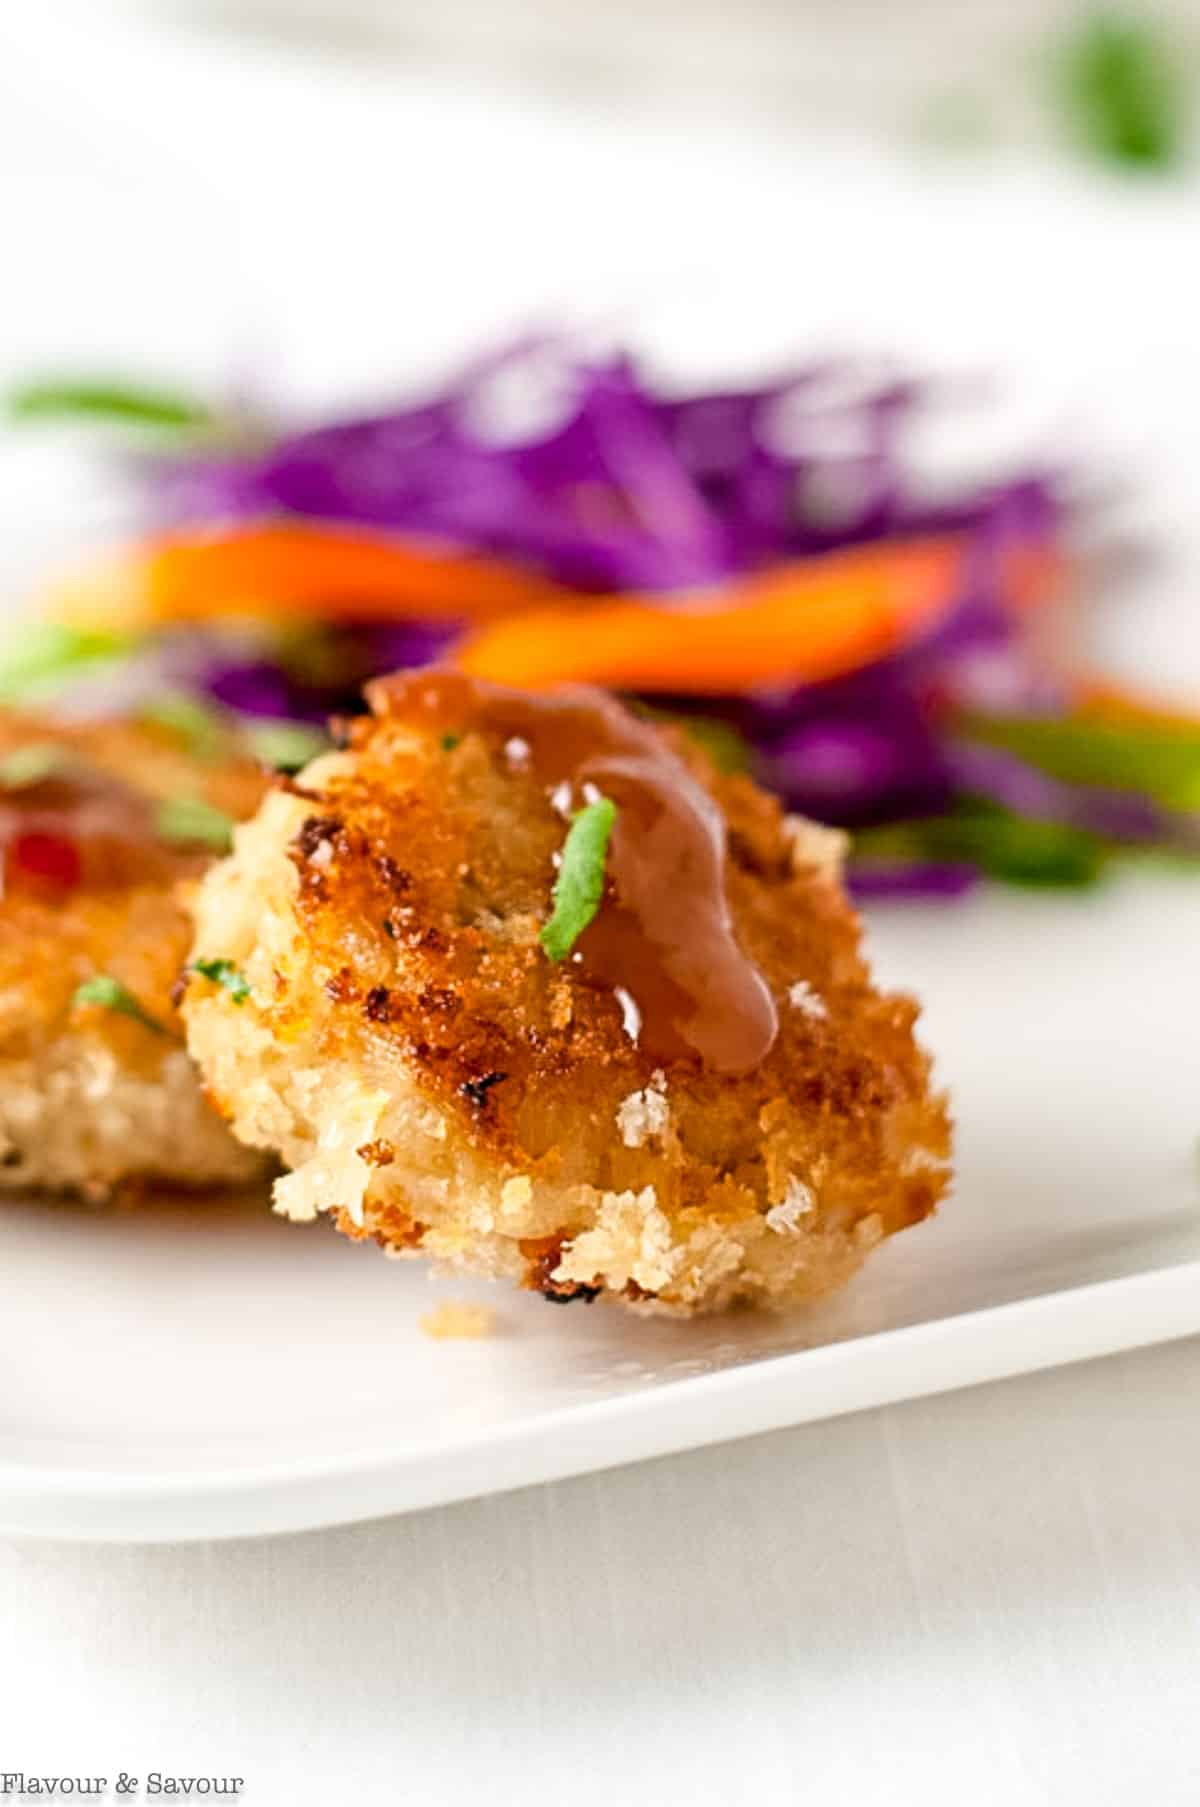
[181,670,951,1315]
[0,706,272,1197]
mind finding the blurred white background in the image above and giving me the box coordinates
[4,0,1200,702]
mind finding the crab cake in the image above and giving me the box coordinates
[181,670,951,1315]
[0,707,271,1198]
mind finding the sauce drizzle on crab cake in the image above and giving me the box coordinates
[180,671,952,1315]
[370,671,778,1072]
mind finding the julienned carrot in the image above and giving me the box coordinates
[457,538,965,694]
[1071,673,1200,733]
[48,521,571,630]
[46,520,1041,699]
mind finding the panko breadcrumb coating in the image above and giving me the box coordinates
[181,671,951,1315]
[0,708,271,1197]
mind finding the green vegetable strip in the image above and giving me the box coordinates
[1055,14,1184,171]
[140,691,227,762]
[155,796,235,853]
[71,974,169,1036]
[246,721,329,772]
[853,803,1107,888]
[540,797,618,961]
[190,957,252,1004]
[7,379,212,428]
[633,702,753,774]
[0,623,133,704]
[960,712,1200,810]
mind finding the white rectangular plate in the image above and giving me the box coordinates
[3,876,1197,1542]
[4,119,1200,1542]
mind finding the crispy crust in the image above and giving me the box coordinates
[182,700,952,1313]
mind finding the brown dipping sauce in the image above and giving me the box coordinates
[368,670,780,1075]
[0,760,184,894]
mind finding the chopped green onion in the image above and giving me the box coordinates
[190,957,252,1004]
[440,732,461,752]
[155,795,235,852]
[7,378,213,429]
[71,974,169,1035]
[247,720,330,772]
[0,743,72,789]
[140,691,227,762]
[540,796,617,961]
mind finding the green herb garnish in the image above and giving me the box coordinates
[440,732,461,752]
[0,743,72,789]
[140,691,226,762]
[1054,13,1185,171]
[190,957,252,1004]
[0,623,133,705]
[71,974,169,1035]
[540,796,617,961]
[247,720,330,773]
[7,378,213,429]
[155,795,235,852]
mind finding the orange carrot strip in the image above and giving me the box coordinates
[457,537,965,694]
[1071,673,1200,732]
[48,522,571,630]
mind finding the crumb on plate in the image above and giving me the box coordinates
[419,1300,497,1340]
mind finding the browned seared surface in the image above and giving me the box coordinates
[183,680,951,1313]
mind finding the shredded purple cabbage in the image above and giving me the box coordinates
[200,621,461,722]
[90,339,1198,896]
[847,862,982,901]
[941,740,1168,842]
[146,341,1059,593]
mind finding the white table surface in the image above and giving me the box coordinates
[5,1340,1200,1806]
[3,9,1200,1803]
